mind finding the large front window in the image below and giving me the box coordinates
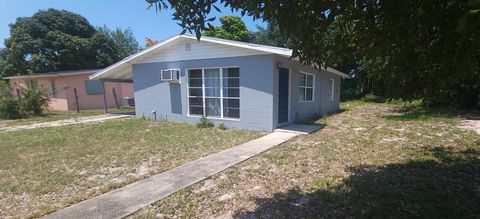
[188,67,240,119]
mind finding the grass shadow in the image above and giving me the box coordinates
[295,109,347,126]
[109,111,136,116]
[233,147,480,218]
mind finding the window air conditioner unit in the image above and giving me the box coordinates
[161,69,181,84]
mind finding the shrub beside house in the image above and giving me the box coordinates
[0,80,49,119]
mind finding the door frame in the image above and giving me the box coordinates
[277,66,291,127]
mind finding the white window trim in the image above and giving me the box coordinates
[330,78,335,101]
[186,66,240,121]
[299,71,315,102]
[161,68,181,83]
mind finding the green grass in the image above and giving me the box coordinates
[0,119,262,218]
[131,101,480,218]
[0,107,134,127]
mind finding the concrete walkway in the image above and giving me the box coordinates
[44,124,321,219]
[0,114,131,132]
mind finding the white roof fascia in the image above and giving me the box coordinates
[90,34,349,80]
[180,35,293,57]
[325,67,350,78]
[89,35,183,80]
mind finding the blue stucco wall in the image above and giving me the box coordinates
[272,55,341,127]
[319,70,342,114]
[132,55,275,131]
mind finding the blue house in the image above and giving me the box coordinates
[91,34,348,131]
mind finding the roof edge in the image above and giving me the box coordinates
[3,69,100,80]
[325,67,350,78]
[89,35,183,80]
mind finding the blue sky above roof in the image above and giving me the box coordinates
[0,0,266,48]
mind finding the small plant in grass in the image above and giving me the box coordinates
[196,116,214,128]
[218,123,227,130]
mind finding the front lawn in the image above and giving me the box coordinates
[132,101,480,218]
[0,119,262,218]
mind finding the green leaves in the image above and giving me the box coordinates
[163,0,477,107]
[2,9,136,76]
[456,0,480,35]
[203,16,252,42]
[97,26,140,60]
[251,23,290,48]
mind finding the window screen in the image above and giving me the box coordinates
[85,80,103,95]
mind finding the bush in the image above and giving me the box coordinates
[196,116,214,128]
[0,80,10,97]
[218,123,227,130]
[0,80,49,119]
[20,80,49,115]
[361,93,387,103]
[0,96,23,119]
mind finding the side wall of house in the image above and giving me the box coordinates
[8,75,134,111]
[132,55,275,131]
[319,71,342,114]
[9,77,70,111]
[63,74,133,110]
[272,55,341,128]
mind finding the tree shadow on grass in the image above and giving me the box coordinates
[383,107,460,121]
[296,109,347,126]
[233,147,480,218]
[383,105,480,122]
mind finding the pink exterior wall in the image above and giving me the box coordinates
[8,73,134,111]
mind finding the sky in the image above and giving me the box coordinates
[0,0,266,48]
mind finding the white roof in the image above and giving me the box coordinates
[90,34,348,80]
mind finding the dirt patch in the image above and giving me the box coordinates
[0,114,131,132]
[458,120,480,134]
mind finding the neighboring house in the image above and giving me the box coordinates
[5,69,133,111]
[91,34,348,131]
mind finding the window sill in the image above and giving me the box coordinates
[187,114,240,121]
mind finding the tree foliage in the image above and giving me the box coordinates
[204,16,251,42]
[97,25,140,59]
[1,9,138,77]
[147,0,480,107]
[251,23,290,48]
[0,48,6,78]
